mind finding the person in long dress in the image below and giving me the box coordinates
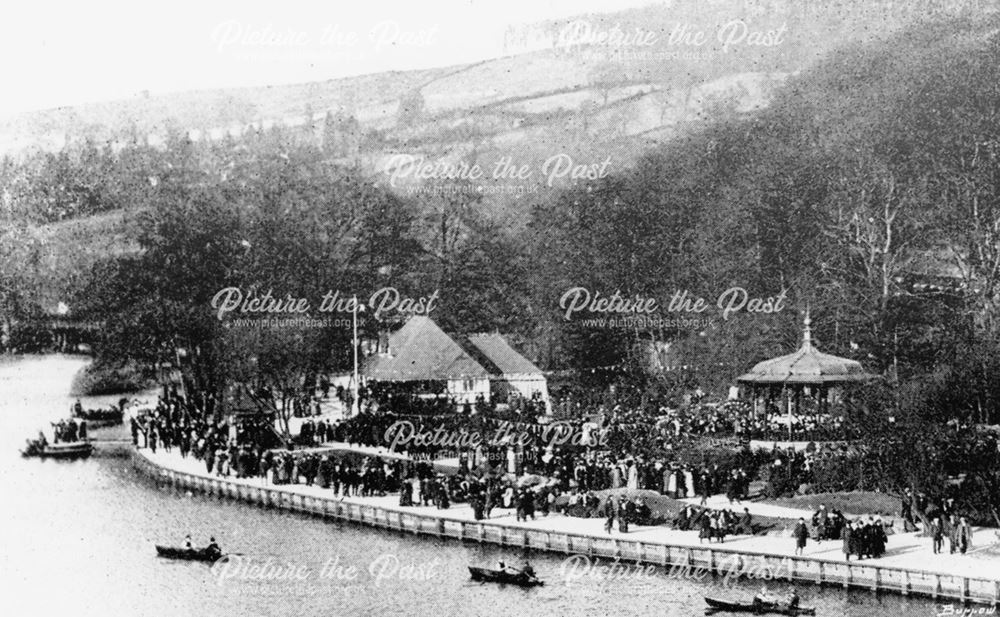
[947,514,959,554]
[626,461,639,490]
[957,517,973,554]
[611,465,623,489]
[485,486,495,519]
[411,476,422,506]
[712,512,726,543]
[842,522,854,561]
[699,512,712,543]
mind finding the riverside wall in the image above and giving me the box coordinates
[130,448,1000,606]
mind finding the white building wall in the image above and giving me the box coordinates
[446,377,491,405]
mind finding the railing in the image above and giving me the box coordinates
[130,450,1000,606]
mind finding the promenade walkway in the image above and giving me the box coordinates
[139,447,1000,581]
[296,441,461,472]
[681,495,814,521]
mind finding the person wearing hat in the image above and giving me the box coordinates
[957,517,973,554]
[635,497,651,524]
[521,561,536,578]
[842,521,854,561]
[872,516,887,557]
[931,515,944,554]
[786,589,801,609]
[738,507,753,535]
[206,536,221,559]
[947,514,960,554]
[793,517,809,556]
[813,504,828,540]
[753,585,777,609]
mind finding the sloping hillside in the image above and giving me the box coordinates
[6,0,998,311]
[2,0,988,155]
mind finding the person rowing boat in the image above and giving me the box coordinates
[497,561,536,579]
[498,561,520,575]
[705,594,815,615]
[753,585,778,609]
[469,564,544,587]
[786,589,800,609]
[157,535,223,562]
[752,585,802,613]
[206,537,221,558]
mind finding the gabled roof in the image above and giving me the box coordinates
[736,315,876,385]
[362,316,489,382]
[465,333,543,378]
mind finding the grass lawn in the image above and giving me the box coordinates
[763,491,901,518]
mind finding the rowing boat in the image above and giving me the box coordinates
[468,566,543,587]
[21,441,93,459]
[155,545,223,562]
[704,595,815,615]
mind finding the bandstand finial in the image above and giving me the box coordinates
[803,305,812,347]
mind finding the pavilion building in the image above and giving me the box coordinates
[362,316,492,405]
[464,333,550,412]
[361,316,549,410]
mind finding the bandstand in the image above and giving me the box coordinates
[736,314,877,440]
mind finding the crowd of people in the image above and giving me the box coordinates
[840,516,889,561]
[810,503,850,540]
[789,504,891,559]
[930,514,975,555]
[131,390,565,523]
[128,375,993,562]
[342,386,548,420]
[70,398,125,426]
[51,417,86,442]
[647,400,852,442]
[287,384,881,511]
[680,505,756,541]
[327,408,761,503]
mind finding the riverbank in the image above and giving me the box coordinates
[132,447,1000,605]
[70,357,157,396]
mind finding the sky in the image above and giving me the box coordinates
[0,0,662,118]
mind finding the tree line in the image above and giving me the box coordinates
[0,16,999,429]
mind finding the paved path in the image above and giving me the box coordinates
[680,495,815,520]
[287,398,349,435]
[141,448,1000,581]
[295,441,461,473]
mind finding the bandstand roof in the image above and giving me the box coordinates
[736,315,876,385]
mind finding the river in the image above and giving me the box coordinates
[0,355,940,617]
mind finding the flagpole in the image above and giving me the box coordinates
[351,294,360,418]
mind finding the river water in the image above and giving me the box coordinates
[0,355,939,617]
